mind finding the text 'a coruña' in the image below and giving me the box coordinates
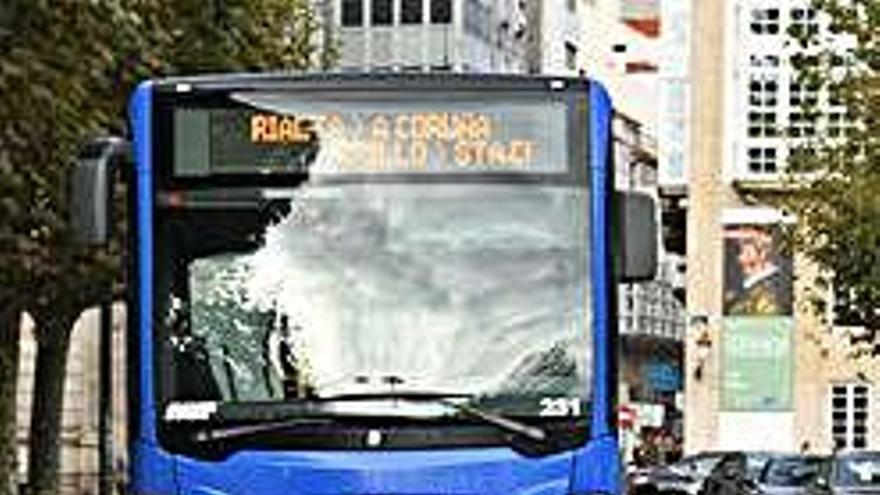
[336,112,537,172]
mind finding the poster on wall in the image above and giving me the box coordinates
[721,211,794,411]
[721,317,793,410]
[723,223,792,316]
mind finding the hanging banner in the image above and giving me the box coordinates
[721,317,793,410]
[720,211,795,411]
[722,222,792,316]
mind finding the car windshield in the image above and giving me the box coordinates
[687,455,726,477]
[835,454,880,487]
[747,454,775,478]
[707,453,772,480]
[156,182,592,420]
[761,457,824,486]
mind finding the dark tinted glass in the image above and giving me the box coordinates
[401,0,422,23]
[431,0,452,23]
[342,0,364,26]
[762,457,823,486]
[835,454,880,486]
[372,0,393,25]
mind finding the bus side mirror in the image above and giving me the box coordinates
[70,137,130,245]
[616,191,658,282]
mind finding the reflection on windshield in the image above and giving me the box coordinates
[762,457,823,487]
[166,183,591,418]
[836,455,880,486]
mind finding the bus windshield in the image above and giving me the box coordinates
[158,180,591,420]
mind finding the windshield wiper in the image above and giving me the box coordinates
[314,390,472,401]
[184,392,548,445]
[190,417,335,443]
[439,398,548,442]
[314,391,548,443]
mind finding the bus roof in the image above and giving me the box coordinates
[147,71,600,94]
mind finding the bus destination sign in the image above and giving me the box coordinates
[172,96,568,177]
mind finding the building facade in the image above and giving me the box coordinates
[332,0,528,72]
[615,112,686,464]
[525,0,582,75]
[685,0,875,455]
[328,0,584,74]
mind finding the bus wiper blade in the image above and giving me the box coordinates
[314,390,473,401]
[190,417,334,443]
[437,399,548,443]
[315,392,548,443]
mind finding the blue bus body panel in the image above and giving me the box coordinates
[131,440,177,495]
[130,78,619,495]
[572,81,619,495]
[131,81,157,443]
[176,448,575,495]
[131,82,179,495]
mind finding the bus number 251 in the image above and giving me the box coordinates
[539,397,582,417]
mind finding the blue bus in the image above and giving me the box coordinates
[73,73,656,495]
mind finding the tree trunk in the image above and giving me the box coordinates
[25,313,75,495]
[0,302,22,495]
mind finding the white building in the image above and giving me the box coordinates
[685,0,869,455]
[657,0,690,188]
[724,0,854,184]
[330,0,528,73]
[326,0,583,74]
[526,0,582,75]
[580,0,662,129]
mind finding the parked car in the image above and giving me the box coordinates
[629,452,774,495]
[628,452,729,495]
[697,452,778,495]
[757,455,826,495]
[805,451,880,495]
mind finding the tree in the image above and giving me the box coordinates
[777,0,880,350]
[0,1,329,494]
[0,295,22,495]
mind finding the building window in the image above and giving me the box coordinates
[789,81,819,108]
[827,112,847,138]
[565,42,578,71]
[431,0,452,24]
[372,0,393,25]
[747,147,778,174]
[748,76,778,137]
[749,77,778,107]
[567,0,577,12]
[341,0,364,26]
[789,53,819,71]
[748,112,777,137]
[749,54,780,68]
[788,111,818,138]
[789,8,818,38]
[750,8,780,35]
[401,0,423,24]
[464,0,490,38]
[832,384,870,450]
